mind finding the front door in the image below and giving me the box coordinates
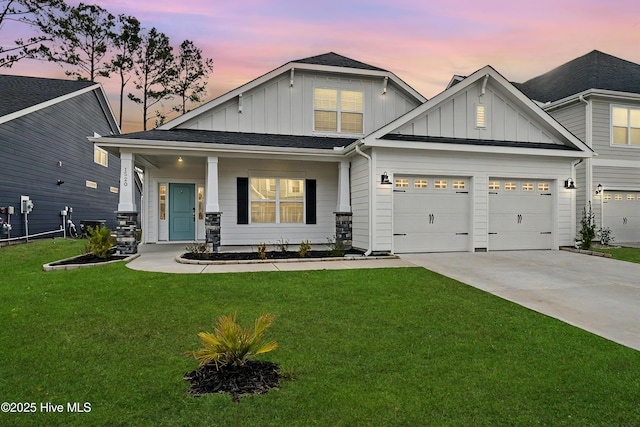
[169,183,195,241]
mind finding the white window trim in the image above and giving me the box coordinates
[250,177,305,224]
[313,88,364,135]
[94,145,109,167]
[610,104,640,148]
[475,104,486,129]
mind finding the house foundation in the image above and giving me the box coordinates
[205,212,222,252]
[116,211,138,255]
[335,212,353,250]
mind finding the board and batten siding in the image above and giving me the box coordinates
[349,155,370,251]
[372,147,576,252]
[0,89,120,236]
[391,81,564,145]
[178,70,420,138]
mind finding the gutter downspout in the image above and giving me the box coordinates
[355,142,373,256]
[579,94,600,228]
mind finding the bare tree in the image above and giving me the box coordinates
[128,27,174,130]
[0,0,67,68]
[170,39,214,114]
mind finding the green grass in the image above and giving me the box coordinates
[1,239,640,426]
[592,246,640,264]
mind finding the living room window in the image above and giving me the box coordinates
[250,178,304,223]
[314,88,363,134]
[612,106,640,146]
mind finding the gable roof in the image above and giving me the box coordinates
[293,52,387,72]
[360,65,592,157]
[515,50,640,102]
[0,74,96,117]
[159,52,425,129]
[0,74,119,133]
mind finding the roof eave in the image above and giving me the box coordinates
[543,89,640,111]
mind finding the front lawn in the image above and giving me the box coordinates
[1,239,640,426]
[592,246,640,264]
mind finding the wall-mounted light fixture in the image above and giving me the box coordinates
[178,156,183,163]
[57,180,64,185]
[564,178,576,189]
[381,171,392,185]
[595,183,603,194]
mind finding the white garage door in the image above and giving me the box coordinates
[488,179,553,250]
[393,176,470,253]
[602,191,640,243]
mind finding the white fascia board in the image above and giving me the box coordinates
[0,83,101,126]
[544,89,640,111]
[89,136,346,160]
[160,62,426,129]
[364,138,593,158]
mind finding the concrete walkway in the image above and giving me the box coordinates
[402,250,640,352]
[126,243,414,273]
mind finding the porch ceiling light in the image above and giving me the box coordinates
[381,171,392,185]
[564,178,576,189]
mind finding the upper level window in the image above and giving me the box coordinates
[314,88,363,134]
[612,106,640,146]
[94,146,108,167]
[476,104,486,128]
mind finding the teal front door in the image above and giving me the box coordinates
[169,183,195,240]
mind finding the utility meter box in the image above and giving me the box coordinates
[20,196,33,214]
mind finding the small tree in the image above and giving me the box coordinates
[128,27,174,130]
[170,39,213,114]
[579,202,596,250]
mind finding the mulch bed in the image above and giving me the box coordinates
[184,360,282,402]
[182,250,364,261]
[48,253,128,266]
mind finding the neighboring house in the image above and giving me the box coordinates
[0,75,121,241]
[94,52,592,255]
[516,50,640,244]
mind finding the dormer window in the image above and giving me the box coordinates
[314,88,363,134]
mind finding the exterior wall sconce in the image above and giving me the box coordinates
[57,180,64,185]
[381,171,392,185]
[178,156,183,163]
[564,178,576,189]
[595,183,603,194]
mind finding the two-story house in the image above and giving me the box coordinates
[94,52,592,255]
[517,50,640,244]
[0,75,122,241]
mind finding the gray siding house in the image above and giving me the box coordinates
[517,51,640,244]
[95,52,592,255]
[0,75,121,241]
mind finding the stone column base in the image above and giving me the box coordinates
[205,212,222,252]
[116,211,138,255]
[334,212,353,250]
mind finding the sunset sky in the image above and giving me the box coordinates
[2,0,640,132]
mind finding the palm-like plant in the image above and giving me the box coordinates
[186,313,278,368]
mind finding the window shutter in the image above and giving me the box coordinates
[305,179,316,224]
[237,177,249,224]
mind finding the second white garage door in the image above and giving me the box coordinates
[488,179,554,250]
[393,176,470,253]
[602,191,640,243]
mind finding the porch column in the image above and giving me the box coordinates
[116,151,138,254]
[335,160,352,249]
[205,156,221,252]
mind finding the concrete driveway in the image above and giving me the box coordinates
[402,250,640,352]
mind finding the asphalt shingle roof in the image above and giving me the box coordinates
[115,129,356,150]
[292,52,387,72]
[515,50,640,102]
[0,74,96,117]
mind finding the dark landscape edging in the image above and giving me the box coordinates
[176,254,398,265]
[43,253,140,271]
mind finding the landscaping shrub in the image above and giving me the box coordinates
[85,225,113,259]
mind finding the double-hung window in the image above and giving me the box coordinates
[314,88,363,134]
[250,178,304,223]
[612,106,640,146]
